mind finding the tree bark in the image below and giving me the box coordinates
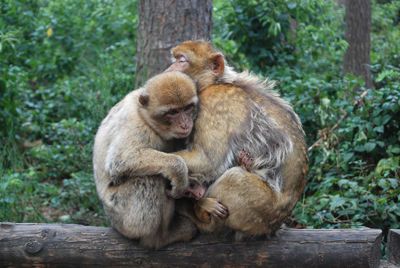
[343,0,373,89]
[135,0,213,87]
[0,223,382,268]
[388,229,400,265]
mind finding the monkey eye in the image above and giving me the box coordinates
[179,56,186,63]
[166,109,179,115]
[171,57,177,63]
[184,104,194,111]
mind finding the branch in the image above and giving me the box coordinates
[0,223,382,267]
[293,90,321,108]
[308,90,368,152]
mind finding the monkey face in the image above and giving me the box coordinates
[139,71,198,141]
[166,41,225,91]
[183,178,206,200]
[166,54,189,73]
[164,103,196,139]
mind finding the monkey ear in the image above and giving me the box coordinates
[139,94,149,106]
[212,53,225,76]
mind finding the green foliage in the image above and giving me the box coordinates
[0,168,106,225]
[295,77,400,231]
[0,0,138,225]
[213,0,345,73]
[214,0,295,71]
[215,0,400,239]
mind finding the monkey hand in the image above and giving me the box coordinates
[164,157,190,199]
[194,198,229,223]
[239,148,254,171]
[166,185,185,199]
[165,176,188,199]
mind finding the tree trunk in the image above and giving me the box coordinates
[388,229,400,265]
[343,0,373,89]
[0,223,382,268]
[135,0,213,87]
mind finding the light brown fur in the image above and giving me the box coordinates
[93,71,199,248]
[168,41,308,237]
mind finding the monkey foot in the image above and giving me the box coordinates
[239,148,254,171]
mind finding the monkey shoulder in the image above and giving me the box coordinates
[199,83,248,107]
[196,83,249,129]
[200,83,246,96]
[96,88,161,151]
[100,89,142,125]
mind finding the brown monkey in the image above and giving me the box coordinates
[93,71,205,248]
[167,41,308,238]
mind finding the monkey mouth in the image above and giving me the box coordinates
[194,188,206,200]
[174,130,191,138]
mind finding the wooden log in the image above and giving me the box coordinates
[0,222,381,268]
[387,229,400,265]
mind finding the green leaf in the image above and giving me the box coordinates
[374,126,384,133]
[364,142,376,152]
[382,115,392,125]
[343,152,354,162]
[355,145,365,152]
[389,146,400,154]
[330,195,346,211]
[388,179,398,189]
[378,179,388,189]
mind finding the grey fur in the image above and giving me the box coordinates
[219,65,303,129]
[231,101,293,193]
[216,65,298,193]
[93,72,198,248]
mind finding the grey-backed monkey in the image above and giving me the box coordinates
[167,41,308,238]
[93,71,205,248]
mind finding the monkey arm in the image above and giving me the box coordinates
[173,145,215,176]
[105,147,189,198]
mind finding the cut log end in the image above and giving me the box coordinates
[387,229,400,265]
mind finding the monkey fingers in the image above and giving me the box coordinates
[165,182,185,199]
[196,198,229,219]
[239,148,254,171]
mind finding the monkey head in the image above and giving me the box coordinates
[166,40,225,91]
[138,71,198,140]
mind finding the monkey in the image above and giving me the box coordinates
[166,40,308,238]
[92,71,206,248]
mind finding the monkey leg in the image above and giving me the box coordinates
[175,198,225,233]
[207,167,281,236]
[140,213,197,249]
[104,176,196,249]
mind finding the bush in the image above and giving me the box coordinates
[0,0,138,225]
[215,0,400,239]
